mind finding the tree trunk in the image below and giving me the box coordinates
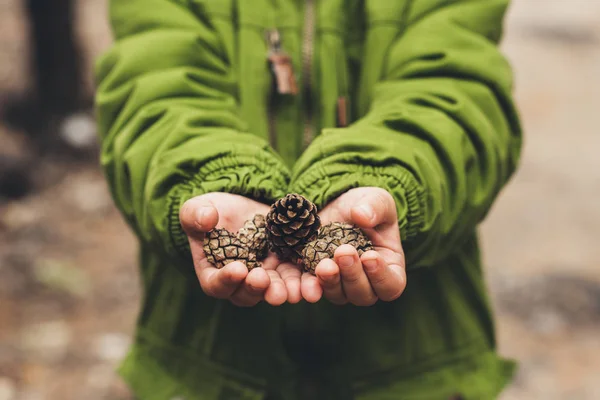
[26,0,84,116]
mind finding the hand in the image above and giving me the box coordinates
[301,187,407,306]
[179,192,304,307]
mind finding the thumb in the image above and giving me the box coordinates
[179,196,219,240]
[349,188,397,229]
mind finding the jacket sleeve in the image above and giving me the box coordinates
[289,0,522,268]
[95,0,290,277]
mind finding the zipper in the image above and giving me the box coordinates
[265,1,316,151]
[301,0,316,148]
[266,29,298,150]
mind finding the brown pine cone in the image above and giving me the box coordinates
[319,222,374,253]
[203,228,261,270]
[266,193,321,262]
[302,222,374,274]
[238,214,269,260]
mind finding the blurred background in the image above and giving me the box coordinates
[0,0,599,399]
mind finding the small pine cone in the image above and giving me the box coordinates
[266,193,321,261]
[238,214,269,260]
[203,228,258,269]
[302,222,374,275]
[319,222,374,254]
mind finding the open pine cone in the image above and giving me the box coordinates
[266,193,321,262]
[302,222,374,275]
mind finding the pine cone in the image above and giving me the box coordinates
[302,222,374,274]
[266,193,321,261]
[203,228,261,270]
[238,214,269,260]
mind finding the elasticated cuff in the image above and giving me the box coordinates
[289,161,426,242]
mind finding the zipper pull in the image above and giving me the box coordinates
[266,29,298,95]
[337,96,348,127]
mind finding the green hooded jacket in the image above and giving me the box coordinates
[95,0,522,399]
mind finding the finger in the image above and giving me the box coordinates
[315,258,347,305]
[179,197,219,240]
[301,272,323,303]
[350,189,396,229]
[277,263,302,304]
[230,267,270,307]
[361,250,406,302]
[377,248,405,270]
[335,244,377,306]
[260,253,281,270]
[264,270,288,306]
[198,261,247,298]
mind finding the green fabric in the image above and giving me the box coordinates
[95,0,522,399]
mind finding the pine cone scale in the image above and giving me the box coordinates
[282,226,297,234]
[211,248,224,259]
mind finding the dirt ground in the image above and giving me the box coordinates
[1,1,599,399]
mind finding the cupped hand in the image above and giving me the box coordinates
[301,187,407,306]
[179,193,317,307]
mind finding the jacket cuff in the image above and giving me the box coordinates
[288,161,425,242]
[165,152,290,267]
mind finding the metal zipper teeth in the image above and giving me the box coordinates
[301,0,316,148]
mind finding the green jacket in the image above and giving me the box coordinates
[95,0,522,399]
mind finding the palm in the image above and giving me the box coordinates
[320,195,402,257]
[299,187,406,305]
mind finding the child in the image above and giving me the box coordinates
[95,0,522,399]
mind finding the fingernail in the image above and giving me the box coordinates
[338,255,354,268]
[363,259,378,273]
[357,205,374,221]
[321,272,338,284]
[195,207,211,225]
